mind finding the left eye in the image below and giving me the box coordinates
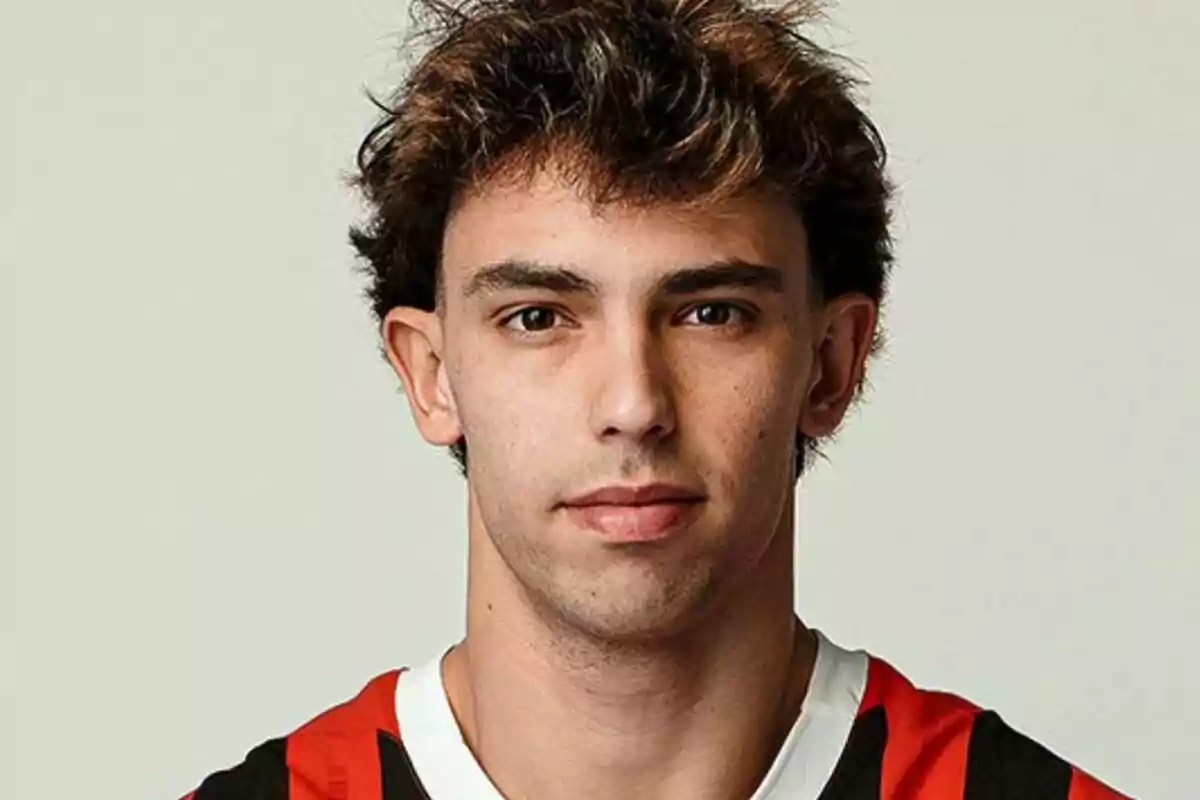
[680,302,751,326]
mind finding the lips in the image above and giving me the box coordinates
[560,483,705,542]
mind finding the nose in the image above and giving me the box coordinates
[587,323,677,444]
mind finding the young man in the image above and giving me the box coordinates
[185,1,1126,798]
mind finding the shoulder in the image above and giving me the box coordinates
[834,654,1128,799]
[181,670,410,800]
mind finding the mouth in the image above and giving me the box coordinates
[559,483,706,543]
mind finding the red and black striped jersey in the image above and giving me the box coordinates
[183,653,1127,800]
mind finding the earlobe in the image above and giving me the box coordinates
[381,307,463,447]
[798,295,878,439]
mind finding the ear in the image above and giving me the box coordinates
[381,306,463,447]
[799,294,878,439]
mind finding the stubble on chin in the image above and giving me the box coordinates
[507,540,731,650]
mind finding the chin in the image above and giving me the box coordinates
[540,566,722,645]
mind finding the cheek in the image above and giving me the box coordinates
[451,360,565,476]
[686,350,804,461]
[707,396,796,501]
[452,379,548,534]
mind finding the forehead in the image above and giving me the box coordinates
[440,168,810,292]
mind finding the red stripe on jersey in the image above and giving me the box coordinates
[286,670,402,800]
[1069,767,1130,800]
[859,657,979,799]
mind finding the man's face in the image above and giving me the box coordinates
[429,169,821,641]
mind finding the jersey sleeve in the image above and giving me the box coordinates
[1068,768,1130,800]
[181,738,289,800]
[177,670,404,800]
[853,656,1131,799]
[962,710,1130,799]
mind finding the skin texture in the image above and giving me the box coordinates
[382,166,877,799]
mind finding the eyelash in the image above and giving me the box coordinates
[498,301,758,335]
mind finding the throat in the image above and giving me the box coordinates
[439,618,817,800]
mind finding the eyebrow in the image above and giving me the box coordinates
[461,258,786,299]
[463,260,600,298]
[655,259,785,295]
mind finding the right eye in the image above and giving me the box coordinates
[500,306,562,334]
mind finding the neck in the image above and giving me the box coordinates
[441,494,814,800]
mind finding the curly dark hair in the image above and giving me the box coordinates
[350,0,893,478]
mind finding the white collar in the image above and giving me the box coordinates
[394,629,869,799]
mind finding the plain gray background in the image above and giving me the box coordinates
[3,1,1197,798]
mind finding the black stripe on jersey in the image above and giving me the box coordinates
[378,731,432,800]
[193,738,289,800]
[964,710,1072,800]
[817,705,887,800]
